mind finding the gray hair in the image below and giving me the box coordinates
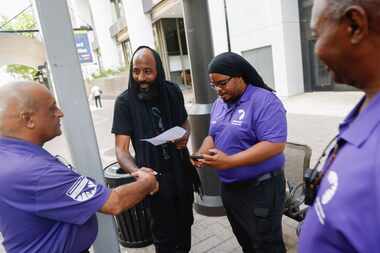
[0,81,38,133]
[327,0,380,28]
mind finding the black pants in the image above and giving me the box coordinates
[221,172,286,253]
[150,174,194,253]
[94,95,102,108]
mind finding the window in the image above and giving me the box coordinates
[121,39,132,65]
[161,19,188,56]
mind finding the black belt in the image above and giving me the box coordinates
[224,169,283,189]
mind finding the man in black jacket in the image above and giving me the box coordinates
[112,46,200,253]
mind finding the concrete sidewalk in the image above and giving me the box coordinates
[0,90,363,253]
[282,91,362,165]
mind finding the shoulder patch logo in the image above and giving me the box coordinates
[66,176,97,202]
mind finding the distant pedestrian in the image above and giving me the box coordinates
[91,85,103,108]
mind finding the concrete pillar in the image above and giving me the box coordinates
[121,0,155,51]
[207,0,229,55]
[270,0,304,96]
[88,0,120,69]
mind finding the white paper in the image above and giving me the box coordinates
[141,126,186,146]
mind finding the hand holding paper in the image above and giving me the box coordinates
[141,126,187,146]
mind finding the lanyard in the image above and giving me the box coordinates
[322,139,345,175]
[313,137,346,188]
[311,135,337,172]
[303,136,346,206]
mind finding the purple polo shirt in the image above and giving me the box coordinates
[209,85,287,183]
[0,137,111,253]
[299,92,380,253]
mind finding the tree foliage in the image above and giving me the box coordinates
[1,11,38,79]
[5,64,38,80]
[1,11,36,37]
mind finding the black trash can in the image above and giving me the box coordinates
[104,162,153,248]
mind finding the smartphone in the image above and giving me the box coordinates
[190,154,204,161]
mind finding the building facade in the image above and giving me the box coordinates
[78,0,353,97]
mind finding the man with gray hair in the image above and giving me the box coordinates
[299,0,380,252]
[0,81,158,253]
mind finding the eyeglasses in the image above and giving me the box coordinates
[209,77,233,89]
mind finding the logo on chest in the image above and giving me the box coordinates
[231,109,246,126]
[314,170,339,225]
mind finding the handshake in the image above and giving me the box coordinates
[131,167,160,195]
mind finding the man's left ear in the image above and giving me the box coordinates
[20,111,35,129]
[344,6,368,44]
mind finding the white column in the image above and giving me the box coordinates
[88,0,120,69]
[270,0,304,96]
[207,0,229,55]
[122,0,155,51]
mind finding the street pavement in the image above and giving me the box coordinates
[0,89,363,253]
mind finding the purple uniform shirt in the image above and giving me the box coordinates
[299,92,380,253]
[0,137,111,253]
[209,85,287,183]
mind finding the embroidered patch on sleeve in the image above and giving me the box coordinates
[66,176,97,202]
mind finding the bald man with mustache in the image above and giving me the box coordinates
[0,81,158,253]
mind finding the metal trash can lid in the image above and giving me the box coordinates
[104,163,134,180]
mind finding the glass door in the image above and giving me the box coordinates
[299,0,357,91]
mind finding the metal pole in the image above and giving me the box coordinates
[223,0,231,52]
[32,1,120,252]
[182,0,224,216]
[182,0,216,104]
